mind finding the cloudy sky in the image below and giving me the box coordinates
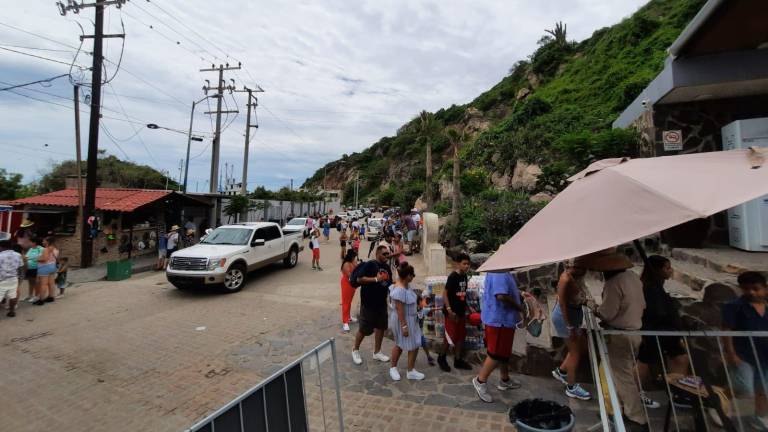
[1,0,647,192]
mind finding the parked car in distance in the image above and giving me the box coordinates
[166,222,303,293]
[337,212,349,222]
[282,217,309,237]
[366,218,384,240]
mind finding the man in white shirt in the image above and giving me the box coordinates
[0,240,23,317]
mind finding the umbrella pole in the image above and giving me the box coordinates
[633,239,649,266]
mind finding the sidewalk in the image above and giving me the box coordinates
[67,255,157,284]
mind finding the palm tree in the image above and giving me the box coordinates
[545,21,568,48]
[445,129,466,224]
[415,111,441,208]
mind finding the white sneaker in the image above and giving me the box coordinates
[27,296,39,303]
[551,368,568,386]
[496,377,522,391]
[351,350,363,365]
[372,352,390,362]
[752,415,768,431]
[472,376,493,403]
[342,323,350,332]
[406,369,425,380]
[350,317,358,323]
[389,367,401,381]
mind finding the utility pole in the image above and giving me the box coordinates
[73,85,84,217]
[201,63,240,226]
[178,159,184,190]
[234,85,264,197]
[58,0,126,268]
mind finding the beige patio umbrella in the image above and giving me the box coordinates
[479,148,768,272]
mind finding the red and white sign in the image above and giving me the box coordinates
[663,130,683,151]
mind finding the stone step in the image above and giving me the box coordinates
[671,247,768,275]
[667,257,739,293]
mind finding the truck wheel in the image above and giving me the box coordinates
[283,247,298,268]
[222,264,246,293]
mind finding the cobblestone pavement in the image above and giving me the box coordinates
[0,233,602,431]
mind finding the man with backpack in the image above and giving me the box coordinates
[351,245,392,365]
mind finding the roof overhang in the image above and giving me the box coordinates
[614,0,768,128]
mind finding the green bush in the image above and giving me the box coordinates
[455,191,545,251]
[460,167,490,197]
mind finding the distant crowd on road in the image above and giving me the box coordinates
[0,219,69,320]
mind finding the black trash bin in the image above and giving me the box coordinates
[509,398,575,432]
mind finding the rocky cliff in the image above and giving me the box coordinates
[303,0,705,221]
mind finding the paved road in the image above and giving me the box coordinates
[0,231,582,431]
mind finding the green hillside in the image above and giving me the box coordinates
[304,0,705,250]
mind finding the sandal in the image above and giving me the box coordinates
[427,356,436,366]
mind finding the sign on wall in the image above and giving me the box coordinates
[663,130,683,151]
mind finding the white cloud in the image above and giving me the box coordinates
[0,0,647,190]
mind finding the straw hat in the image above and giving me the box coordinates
[573,248,633,272]
[171,225,180,231]
[20,219,34,228]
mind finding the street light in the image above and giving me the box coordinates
[182,95,215,193]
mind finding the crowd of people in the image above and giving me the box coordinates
[0,220,69,319]
[333,220,767,430]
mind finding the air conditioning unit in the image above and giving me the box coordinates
[722,118,768,252]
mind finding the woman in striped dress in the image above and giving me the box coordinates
[388,262,424,381]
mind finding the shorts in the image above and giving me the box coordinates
[636,334,686,365]
[37,263,57,276]
[158,249,167,259]
[312,248,320,260]
[444,316,467,347]
[25,268,38,279]
[407,230,417,242]
[551,303,584,338]
[359,305,388,336]
[484,325,515,362]
[340,240,347,248]
[0,278,18,300]
[729,361,768,397]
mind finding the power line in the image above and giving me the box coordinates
[145,0,235,63]
[0,20,80,50]
[0,74,69,92]
[0,45,88,69]
[0,43,83,53]
[106,81,159,167]
[100,121,133,160]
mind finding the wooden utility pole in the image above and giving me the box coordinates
[82,0,105,268]
[73,85,84,214]
[58,0,125,267]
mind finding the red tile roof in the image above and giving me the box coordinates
[8,188,173,212]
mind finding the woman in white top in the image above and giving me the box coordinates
[35,236,59,305]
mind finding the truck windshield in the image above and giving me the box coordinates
[368,219,382,228]
[287,218,306,226]
[200,228,252,245]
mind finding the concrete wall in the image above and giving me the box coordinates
[219,198,343,225]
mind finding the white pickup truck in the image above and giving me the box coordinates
[166,222,304,292]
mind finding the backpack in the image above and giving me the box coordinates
[349,260,373,288]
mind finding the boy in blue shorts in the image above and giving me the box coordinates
[723,271,768,430]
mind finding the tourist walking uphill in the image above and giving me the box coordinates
[351,245,392,365]
[722,271,768,430]
[587,250,647,430]
[473,271,523,403]
[388,262,425,381]
[550,260,592,401]
[340,250,358,332]
[0,240,23,318]
[438,252,473,373]
[35,236,60,305]
[636,255,689,409]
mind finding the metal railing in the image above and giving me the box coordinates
[186,338,344,432]
[586,311,768,431]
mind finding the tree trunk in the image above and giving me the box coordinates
[451,142,460,247]
[425,139,432,208]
